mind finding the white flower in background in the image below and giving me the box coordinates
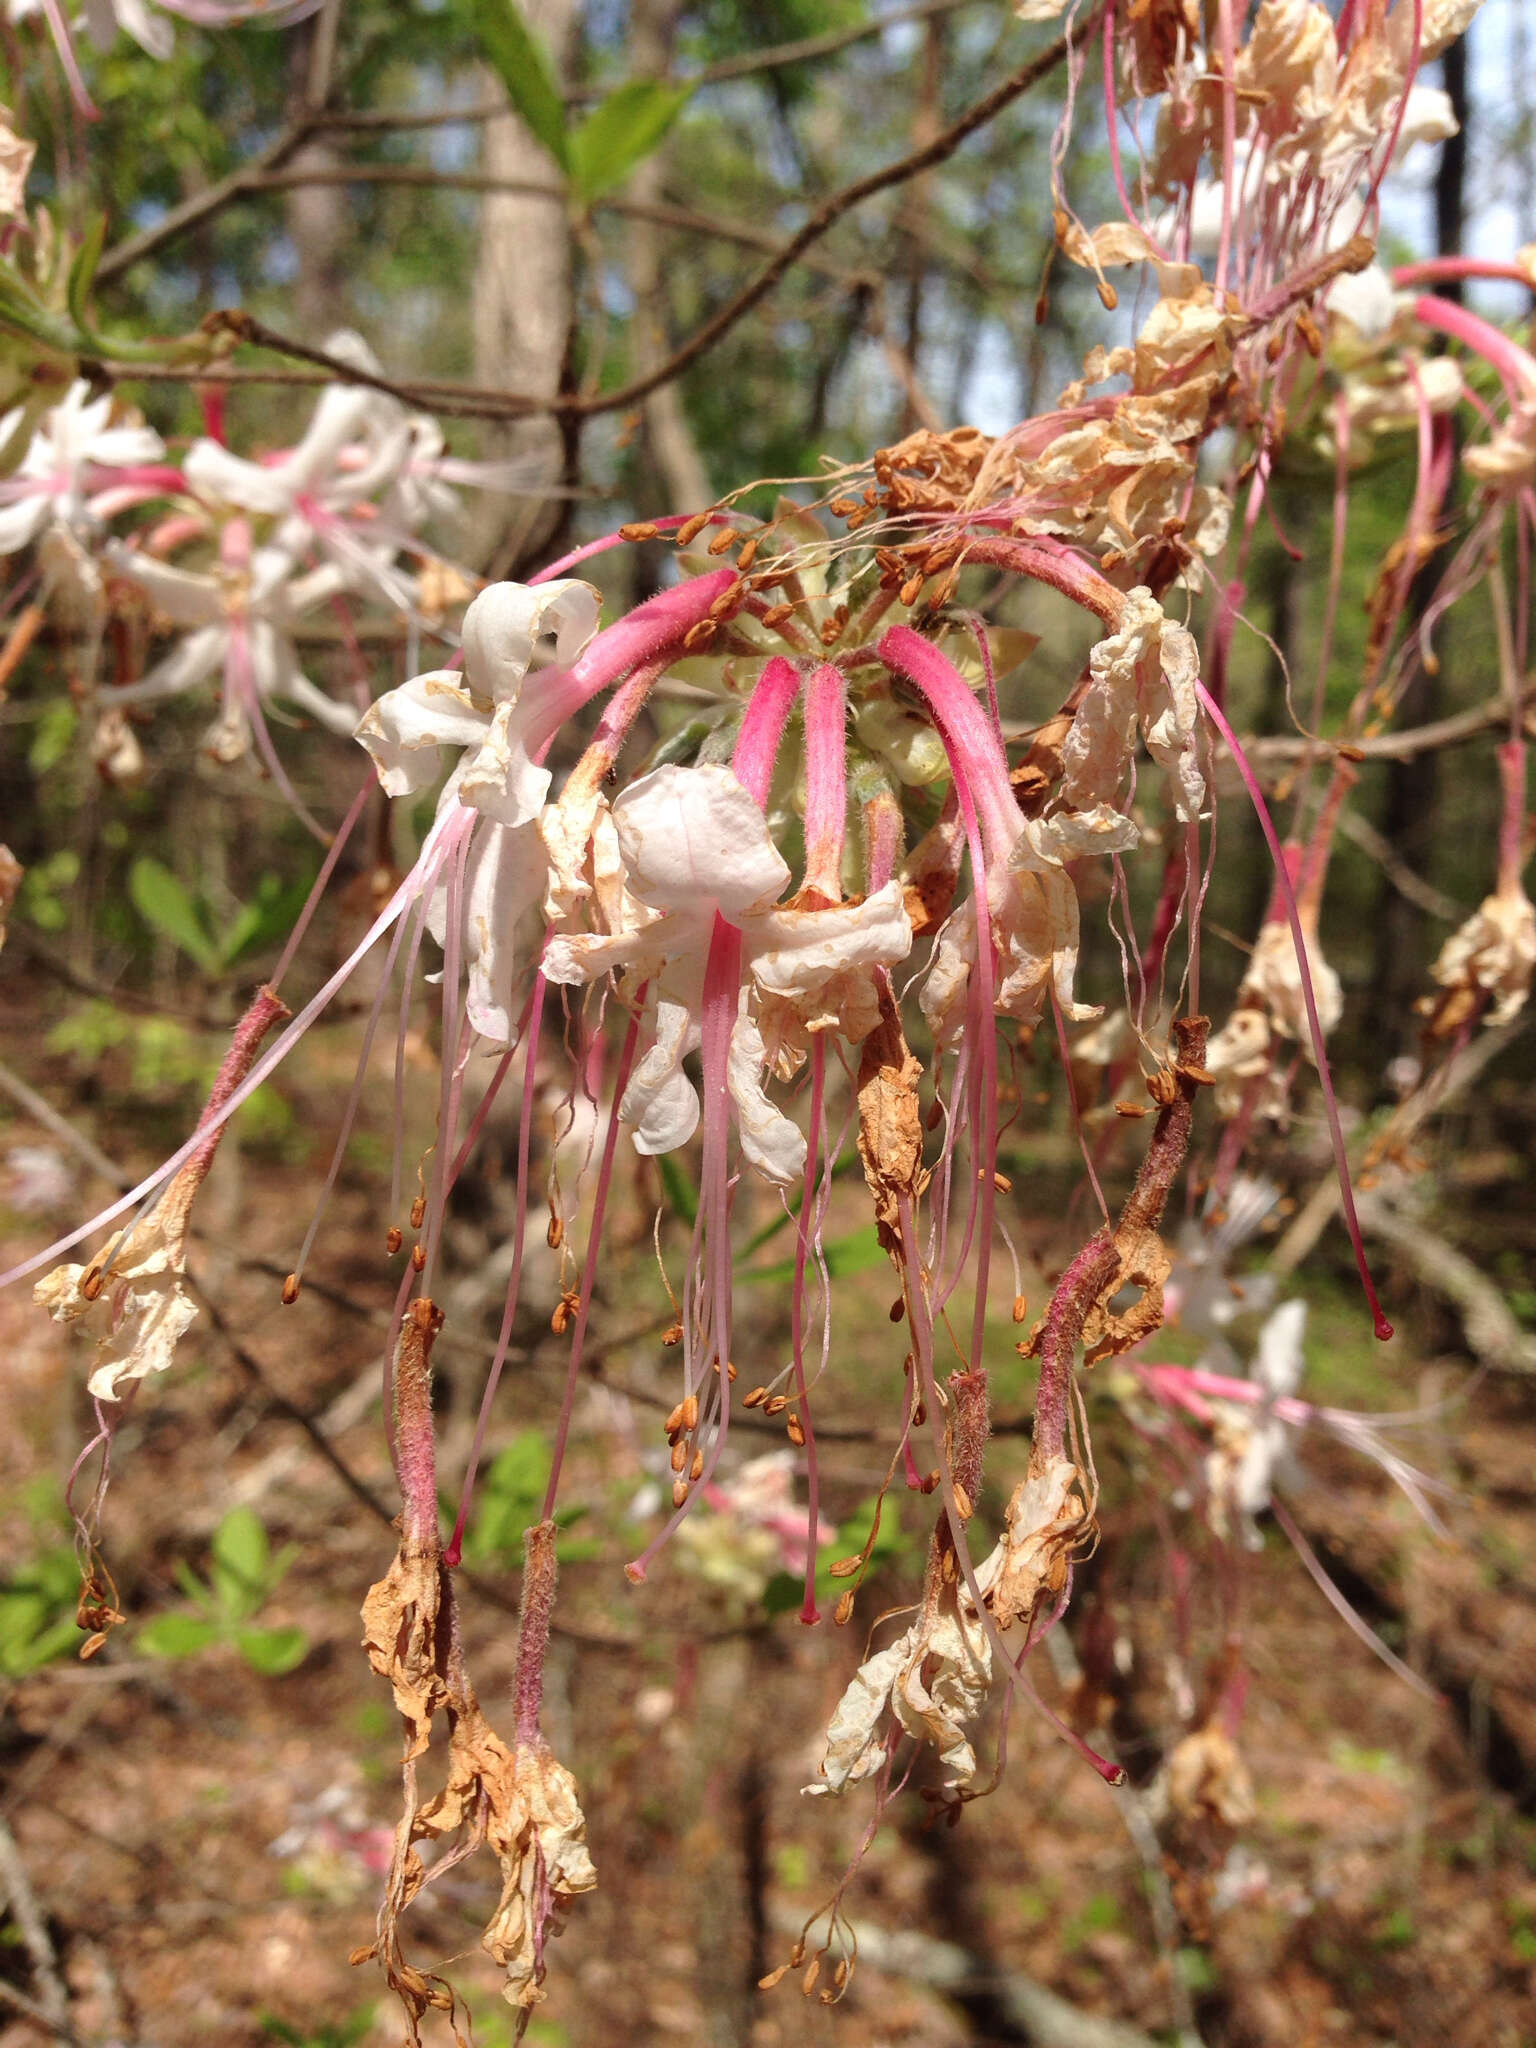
[1205,1298,1307,1546]
[357,578,602,1043]
[542,763,912,1184]
[0,381,166,556]
[184,332,419,611]
[105,537,357,758]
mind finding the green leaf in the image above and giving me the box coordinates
[128,857,219,972]
[569,79,693,206]
[138,1613,221,1660]
[210,1507,271,1619]
[461,0,570,170]
[745,1224,885,1289]
[235,1625,309,1677]
[656,1153,697,1227]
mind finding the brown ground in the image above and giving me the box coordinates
[3,980,1535,2048]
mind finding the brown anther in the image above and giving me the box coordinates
[672,1477,691,1508]
[993,1171,1012,1192]
[819,616,842,646]
[764,1394,789,1416]
[79,1265,105,1302]
[828,496,860,517]
[546,1212,564,1250]
[789,1939,807,1968]
[802,1958,821,1996]
[1113,1100,1149,1119]
[1295,305,1324,357]
[675,511,712,547]
[1012,1293,1029,1323]
[889,1296,906,1323]
[912,1399,927,1427]
[828,1555,862,1580]
[618,521,659,542]
[662,1321,683,1346]
[833,1960,849,1991]
[1097,279,1118,311]
[845,507,870,529]
[682,619,717,651]
[786,1411,805,1447]
[79,1631,108,1660]
[743,1386,769,1408]
[1175,1062,1217,1087]
[726,1360,737,1380]
[670,1440,688,1472]
[689,1449,704,1480]
[707,527,736,555]
[708,578,745,618]
[281,1272,301,1305]
[385,1224,404,1255]
[681,1393,700,1431]
[1146,1068,1178,1106]
[760,602,796,628]
[899,574,926,607]
[759,1965,791,1991]
[942,1547,959,1582]
[664,1401,686,1436]
[411,1242,427,1272]
[410,1194,427,1229]
[735,536,760,572]
[833,1589,856,1626]
[951,1480,974,1522]
[921,1469,941,1494]
[1338,742,1367,762]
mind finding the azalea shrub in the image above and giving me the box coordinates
[0,0,1532,2037]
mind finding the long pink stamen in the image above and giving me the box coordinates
[789,1040,828,1624]
[1195,682,1392,1341]
[1414,294,1536,402]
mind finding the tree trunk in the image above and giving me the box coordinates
[472,0,579,573]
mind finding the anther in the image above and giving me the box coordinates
[281,1272,301,1305]
[785,1412,805,1446]
[833,1590,856,1626]
[743,1386,769,1408]
[682,620,717,651]
[735,536,760,571]
[1012,1293,1028,1322]
[410,1194,426,1229]
[689,1449,704,1480]
[386,1225,404,1254]
[672,1477,690,1508]
[675,511,713,547]
[889,1297,906,1323]
[1113,1100,1148,1119]
[619,521,659,542]
[411,1243,426,1272]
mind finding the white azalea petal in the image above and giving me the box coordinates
[614,763,789,918]
[184,439,295,516]
[462,578,601,702]
[728,1008,805,1187]
[621,998,700,1155]
[355,673,487,797]
[457,697,552,828]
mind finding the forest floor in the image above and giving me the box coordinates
[2,967,1535,2048]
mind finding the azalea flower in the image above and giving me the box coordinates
[0,380,168,557]
[543,761,911,1184]
[357,577,602,1042]
[105,532,357,760]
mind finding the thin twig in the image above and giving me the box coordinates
[0,1814,74,2039]
[0,1057,132,1188]
[103,13,1096,426]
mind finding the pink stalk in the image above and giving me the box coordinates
[444,975,546,1567]
[878,626,1017,854]
[1195,682,1392,1340]
[1413,294,1536,402]
[523,567,740,756]
[789,1040,829,1624]
[801,664,848,899]
[731,655,802,805]
[538,1005,642,1525]
[1394,257,1536,291]
[531,512,735,586]
[952,536,1124,627]
[879,626,1001,1369]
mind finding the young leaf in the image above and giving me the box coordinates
[461,0,570,172]
[129,857,219,973]
[235,1625,310,1677]
[210,1506,271,1619]
[139,1613,222,1660]
[568,79,694,206]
